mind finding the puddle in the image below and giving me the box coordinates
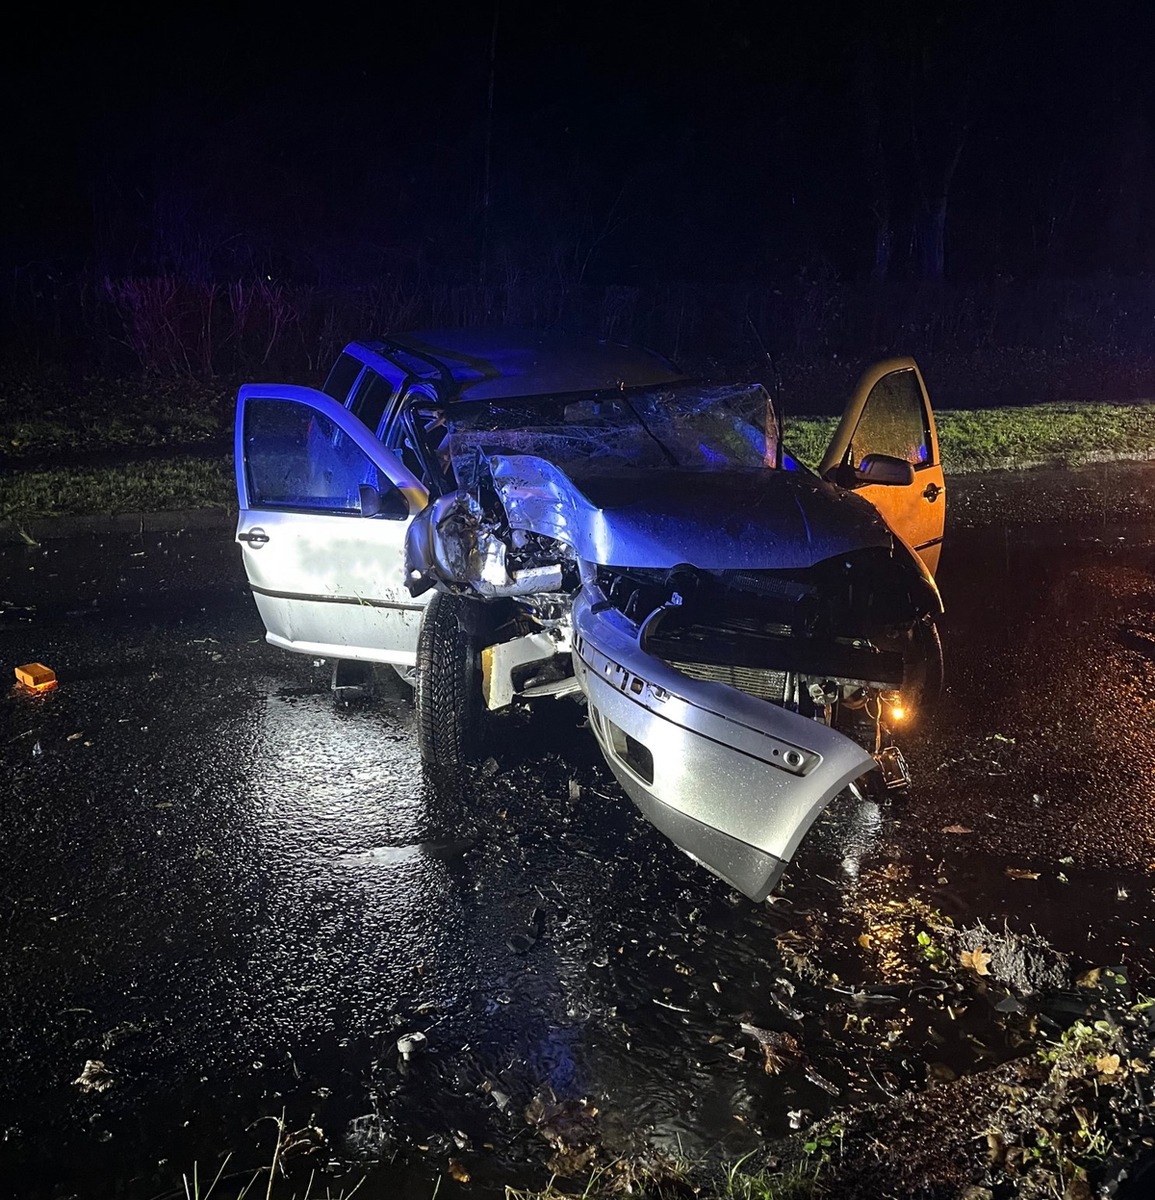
[335,839,478,868]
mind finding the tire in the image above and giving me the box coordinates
[903,617,944,714]
[415,592,489,786]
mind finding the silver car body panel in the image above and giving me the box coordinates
[401,452,907,899]
[571,587,875,901]
[235,385,431,664]
[405,454,902,598]
[487,455,894,570]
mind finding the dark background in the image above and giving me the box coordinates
[5,0,1155,384]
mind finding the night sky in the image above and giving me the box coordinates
[5,1,1155,290]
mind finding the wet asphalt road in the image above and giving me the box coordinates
[2,465,1154,1198]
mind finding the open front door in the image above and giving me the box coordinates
[234,384,431,665]
[819,358,945,575]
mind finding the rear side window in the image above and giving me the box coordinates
[851,369,930,467]
[349,368,395,436]
[322,353,364,404]
[245,398,389,513]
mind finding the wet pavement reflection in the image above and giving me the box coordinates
[1,476,1154,1197]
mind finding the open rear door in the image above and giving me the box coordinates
[234,384,431,665]
[819,358,945,575]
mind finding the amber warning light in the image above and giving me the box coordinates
[15,662,57,692]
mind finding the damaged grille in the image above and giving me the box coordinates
[647,618,903,688]
[598,553,912,697]
[665,659,789,703]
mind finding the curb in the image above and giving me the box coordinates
[0,507,235,545]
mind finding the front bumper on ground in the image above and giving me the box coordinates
[572,587,875,900]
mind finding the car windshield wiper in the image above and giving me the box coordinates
[620,394,679,467]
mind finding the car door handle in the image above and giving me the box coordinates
[922,483,942,503]
[237,528,270,546]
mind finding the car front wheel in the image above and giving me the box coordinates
[415,591,489,788]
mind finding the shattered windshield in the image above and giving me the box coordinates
[440,384,778,488]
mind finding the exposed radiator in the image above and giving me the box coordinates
[665,659,789,703]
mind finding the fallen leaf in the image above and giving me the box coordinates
[1095,1053,1121,1076]
[1076,968,1102,988]
[73,1059,114,1093]
[960,946,991,976]
[941,825,973,834]
[1004,867,1040,880]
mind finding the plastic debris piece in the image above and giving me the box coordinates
[15,662,56,691]
[396,1031,427,1061]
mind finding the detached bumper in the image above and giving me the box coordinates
[572,588,874,900]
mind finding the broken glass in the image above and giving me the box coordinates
[440,384,779,489]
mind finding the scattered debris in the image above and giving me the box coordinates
[1004,866,1041,880]
[740,1022,802,1074]
[507,906,547,954]
[73,1060,114,1093]
[480,1080,512,1113]
[14,662,56,692]
[960,946,992,976]
[939,919,1070,995]
[396,1031,427,1062]
[343,1114,393,1158]
[739,1022,840,1094]
[524,1088,601,1175]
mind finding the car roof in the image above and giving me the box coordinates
[364,327,683,402]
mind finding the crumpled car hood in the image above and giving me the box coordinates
[489,457,893,570]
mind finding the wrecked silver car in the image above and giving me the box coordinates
[233,329,945,900]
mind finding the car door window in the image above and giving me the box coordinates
[321,353,365,404]
[348,368,395,436]
[244,397,399,515]
[850,369,929,468]
[387,389,451,487]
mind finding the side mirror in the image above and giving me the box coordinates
[856,453,915,487]
[359,482,408,519]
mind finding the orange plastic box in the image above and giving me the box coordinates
[15,662,57,691]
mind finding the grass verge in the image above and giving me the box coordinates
[786,401,1155,473]
[0,371,230,456]
[503,1153,826,1200]
[0,455,234,520]
[1,397,1153,522]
